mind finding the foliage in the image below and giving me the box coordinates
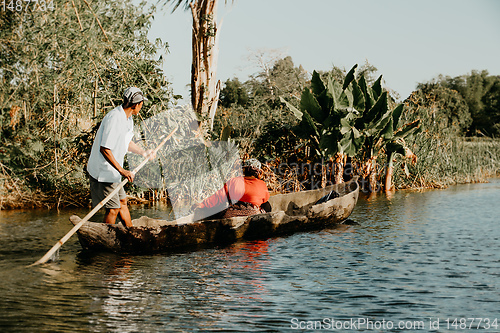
[392,136,500,189]
[483,78,500,137]
[0,0,172,208]
[265,56,309,105]
[281,64,420,189]
[219,78,249,107]
[398,83,500,189]
[405,83,471,135]
[213,56,305,154]
[422,71,500,137]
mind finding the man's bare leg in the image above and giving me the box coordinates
[119,198,133,227]
[104,208,119,224]
[103,199,132,227]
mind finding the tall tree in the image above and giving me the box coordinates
[219,78,248,107]
[437,70,497,136]
[482,77,500,137]
[407,83,472,135]
[164,0,234,131]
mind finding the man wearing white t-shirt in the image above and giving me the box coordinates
[87,87,155,227]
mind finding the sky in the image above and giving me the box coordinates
[148,0,500,102]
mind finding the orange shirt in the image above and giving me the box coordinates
[199,177,270,209]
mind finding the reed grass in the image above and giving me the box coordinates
[392,137,500,189]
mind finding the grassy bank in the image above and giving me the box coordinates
[393,137,500,189]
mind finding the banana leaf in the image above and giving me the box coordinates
[372,75,383,100]
[343,64,358,91]
[393,119,421,139]
[351,79,365,113]
[339,130,364,157]
[311,70,325,96]
[358,75,374,112]
[300,88,325,123]
[392,103,404,131]
[280,96,302,120]
[362,91,388,128]
[366,107,392,138]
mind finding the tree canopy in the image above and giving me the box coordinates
[429,71,500,137]
[0,0,171,208]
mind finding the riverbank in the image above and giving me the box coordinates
[1,138,499,211]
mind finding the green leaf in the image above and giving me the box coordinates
[327,77,343,111]
[392,103,404,131]
[320,133,340,158]
[364,91,388,127]
[380,117,394,140]
[337,90,350,110]
[394,119,421,139]
[344,85,354,109]
[342,64,358,91]
[351,79,365,113]
[316,89,333,115]
[300,88,325,123]
[340,118,352,135]
[372,75,383,100]
[352,126,362,139]
[339,133,357,156]
[301,110,321,142]
[310,70,325,96]
[358,75,374,111]
[280,96,303,119]
[367,108,392,137]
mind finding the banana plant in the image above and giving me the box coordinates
[282,64,420,190]
[384,120,420,191]
[352,78,421,191]
[280,64,368,185]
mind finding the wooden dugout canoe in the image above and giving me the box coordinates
[70,177,359,253]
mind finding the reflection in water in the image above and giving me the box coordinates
[223,241,271,302]
[1,180,499,331]
[75,254,144,333]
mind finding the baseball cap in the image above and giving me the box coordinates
[123,87,148,104]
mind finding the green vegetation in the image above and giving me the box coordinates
[1,3,499,209]
[0,0,171,208]
[280,65,420,191]
[216,59,500,194]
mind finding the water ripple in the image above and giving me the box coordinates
[1,181,500,331]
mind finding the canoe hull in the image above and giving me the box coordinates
[71,178,359,253]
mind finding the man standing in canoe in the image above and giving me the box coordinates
[87,87,155,227]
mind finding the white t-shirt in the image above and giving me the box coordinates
[87,105,134,183]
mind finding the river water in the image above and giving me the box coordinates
[1,180,499,332]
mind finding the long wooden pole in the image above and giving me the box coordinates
[31,127,178,266]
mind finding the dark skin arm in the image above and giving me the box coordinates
[100,147,135,182]
[100,143,156,183]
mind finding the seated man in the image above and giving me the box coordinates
[195,158,271,219]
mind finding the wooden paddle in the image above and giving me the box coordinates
[31,127,178,266]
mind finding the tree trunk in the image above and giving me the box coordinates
[333,153,345,184]
[368,159,379,192]
[385,152,396,192]
[362,155,379,193]
[190,0,221,132]
[321,162,327,188]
